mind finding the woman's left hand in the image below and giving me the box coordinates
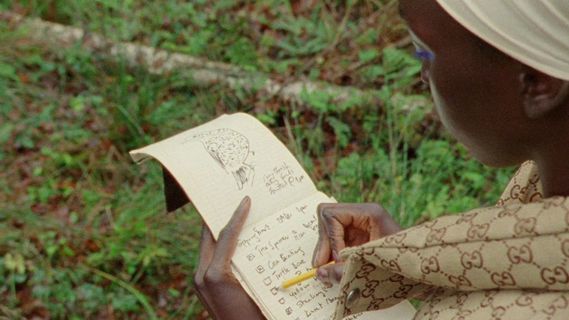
[193,196,265,320]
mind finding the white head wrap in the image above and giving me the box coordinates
[435,0,569,81]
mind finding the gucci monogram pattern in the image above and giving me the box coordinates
[497,161,543,206]
[335,161,569,320]
[416,289,569,320]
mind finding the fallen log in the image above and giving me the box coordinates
[0,11,381,107]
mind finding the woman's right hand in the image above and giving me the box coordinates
[311,203,402,284]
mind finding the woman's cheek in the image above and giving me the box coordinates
[428,77,467,142]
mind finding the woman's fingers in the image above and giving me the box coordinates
[311,236,331,267]
[209,196,252,272]
[194,224,216,312]
[321,207,351,255]
[313,203,400,269]
[315,204,358,264]
[195,224,215,283]
[316,262,345,285]
[312,205,330,267]
[313,203,337,267]
[193,198,266,320]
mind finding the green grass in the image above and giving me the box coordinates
[0,1,514,318]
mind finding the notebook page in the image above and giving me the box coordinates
[130,113,317,238]
[232,192,416,320]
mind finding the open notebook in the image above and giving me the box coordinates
[130,113,415,319]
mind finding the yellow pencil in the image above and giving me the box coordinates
[280,261,336,289]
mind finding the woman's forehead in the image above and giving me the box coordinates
[398,0,473,50]
[399,0,443,26]
[399,0,445,44]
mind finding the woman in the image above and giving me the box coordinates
[195,0,569,319]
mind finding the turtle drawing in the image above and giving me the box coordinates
[193,128,255,190]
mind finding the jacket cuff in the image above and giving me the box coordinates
[333,253,429,319]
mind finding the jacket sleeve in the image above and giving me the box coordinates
[334,195,569,320]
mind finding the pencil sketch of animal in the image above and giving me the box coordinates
[192,128,255,190]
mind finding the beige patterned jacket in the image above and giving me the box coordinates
[334,161,569,320]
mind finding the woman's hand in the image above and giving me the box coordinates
[312,203,401,285]
[193,196,265,320]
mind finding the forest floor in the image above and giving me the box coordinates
[0,1,513,319]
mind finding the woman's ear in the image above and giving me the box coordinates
[520,67,569,119]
